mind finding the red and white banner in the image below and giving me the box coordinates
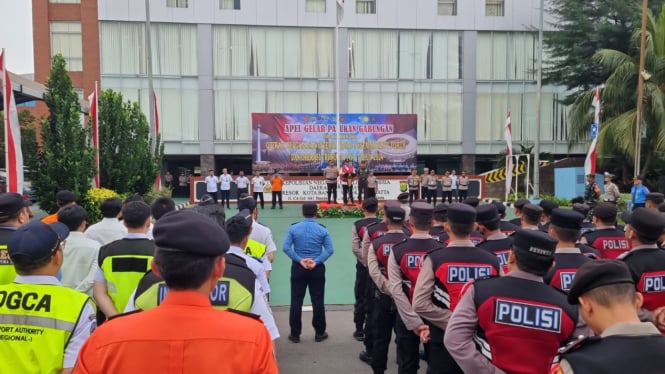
[154,92,161,189]
[584,88,601,176]
[504,112,513,198]
[0,50,24,194]
[88,83,99,188]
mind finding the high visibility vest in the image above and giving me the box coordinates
[244,239,267,260]
[134,254,255,313]
[0,282,90,374]
[99,239,154,313]
[0,243,16,286]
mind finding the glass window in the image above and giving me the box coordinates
[50,22,82,71]
[349,30,398,79]
[212,26,333,78]
[477,32,536,81]
[437,0,457,16]
[166,0,188,8]
[486,0,505,16]
[306,0,326,12]
[356,0,376,14]
[220,0,240,10]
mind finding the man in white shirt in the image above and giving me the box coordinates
[58,205,100,296]
[84,197,127,246]
[238,195,277,278]
[219,168,233,208]
[235,170,250,198]
[252,171,266,209]
[450,169,459,202]
[205,170,219,204]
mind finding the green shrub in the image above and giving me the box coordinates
[84,187,120,225]
[143,186,173,204]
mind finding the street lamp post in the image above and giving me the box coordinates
[635,0,649,177]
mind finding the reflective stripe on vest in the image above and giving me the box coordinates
[101,254,153,312]
[0,283,90,374]
[244,239,267,260]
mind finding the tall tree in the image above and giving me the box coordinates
[27,54,95,213]
[97,89,162,196]
[569,6,665,178]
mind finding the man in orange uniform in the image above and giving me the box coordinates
[271,170,284,209]
[72,210,278,374]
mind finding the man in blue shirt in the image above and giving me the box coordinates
[631,176,650,210]
[283,201,334,343]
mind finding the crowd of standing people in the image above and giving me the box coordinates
[203,168,285,209]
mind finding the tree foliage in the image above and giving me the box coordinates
[0,110,37,171]
[569,6,665,179]
[26,54,95,213]
[97,89,163,196]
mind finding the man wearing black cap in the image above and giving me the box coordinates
[429,204,447,239]
[543,209,591,293]
[539,199,559,233]
[192,193,226,228]
[366,206,409,372]
[0,220,95,374]
[631,176,650,210]
[351,198,382,342]
[42,189,77,224]
[520,203,543,230]
[619,208,665,327]
[477,204,514,274]
[74,210,278,373]
[645,192,665,211]
[580,202,631,259]
[0,193,31,285]
[387,202,438,374]
[493,201,519,236]
[397,192,411,219]
[552,260,665,373]
[283,202,335,343]
[510,198,530,226]
[444,230,582,374]
[413,203,500,374]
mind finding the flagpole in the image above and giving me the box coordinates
[635,0,649,177]
[145,0,156,152]
[94,80,100,188]
[335,22,340,168]
[1,49,8,192]
[533,0,544,198]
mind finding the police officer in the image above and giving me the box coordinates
[493,201,519,236]
[365,206,410,373]
[520,203,543,230]
[413,203,500,374]
[619,208,665,327]
[544,209,592,293]
[444,230,585,374]
[584,174,601,208]
[225,211,271,296]
[510,198,530,226]
[580,202,631,259]
[457,171,470,201]
[361,201,411,266]
[603,172,620,204]
[552,260,665,373]
[323,160,339,204]
[1,220,95,373]
[438,203,485,246]
[477,204,514,274]
[429,204,447,238]
[539,199,559,233]
[387,202,439,374]
[407,169,420,204]
[397,193,411,218]
[0,193,31,285]
[283,202,335,343]
[351,198,381,342]
[421,168,430,203]
[441,171,453,204]
[645,192,665,211]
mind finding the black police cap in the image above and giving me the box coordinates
[238,193,257,211]
[153,210,230,256]
[302,201,318,217]
[385,206,405,223]
[56,190,77,203]
[571,203,590,217]
[410,202,433,220]
[0,193,31,219]
[550,208,584,230]
[397,192,409,202]
[646,192,665,205]
[448,203,476,225]
[492,201,506,216]
[475,204,498,224]
[512,229,557,257]
[593,202,617,220]
[362,197,378,211]
[521,204,543,223]
[539,200,559,215]
[621,208,665,242]
[462,197,480,207]
[432,204,448,221]
[514,198,530,209]
[567,260,634,304]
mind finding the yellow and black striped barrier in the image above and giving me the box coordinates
[483,161,549,184]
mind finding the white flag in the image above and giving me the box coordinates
[0,50,24,194]
[336,0,345,24]
[504,112,513,198]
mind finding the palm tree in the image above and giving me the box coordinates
[568,6,665,178]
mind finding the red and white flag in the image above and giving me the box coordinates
[0,50,24,194]
[88,83,99,188]
[584,88,601,176]
[504,112,513,197]
[336,0,345,24]
[154,92,161,189]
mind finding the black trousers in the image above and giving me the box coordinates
[353,262,368,331]
[272,191,283,208]
[289,262,326,336]
[426,325,463,374]
[238,187,249,197]
[326,183,337,203]
[442,190,452,204]
[427,189,437,205]
[220,190,230,207]
[207,191,218,203]
[421,187,428,202]
[253,192,265,208]
[343,184,354,204]
[395,314,420,374]
[409,189,418,204]
[367,188,376,198]
[371,292,396,373]
[358,179,368,201]
[458,189,468,201]
[633,203,645,210]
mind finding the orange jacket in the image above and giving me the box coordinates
[41,213,58,224]
[271,176,284,191]
[73,291,278,374]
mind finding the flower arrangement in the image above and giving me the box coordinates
[317,202,383,218]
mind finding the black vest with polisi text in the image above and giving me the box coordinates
[391,237,442,301]
[582,228,631,259]
[544,253,591,293]
[477,237,513,274]
[621,248,665,311]
[371,232,409,278]
[354,217,382,241]
[473,276,577,374]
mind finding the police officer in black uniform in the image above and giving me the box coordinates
[476,204,514,274]
[493,201,519,236]
[580,202,630,259]
[520,203,543,230]
[510,198,530,226]
[645,192,665,211]
[553,260,665,373]
[429,204,447,239]
[544,209,591,293]
[539,199,559,233]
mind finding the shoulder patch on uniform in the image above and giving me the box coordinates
[227,308,261,320]
[318,223,327,228]
[108,310,143,320]
[366,221,381,228]
[291,222,299,226]
[558,335,601,355]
